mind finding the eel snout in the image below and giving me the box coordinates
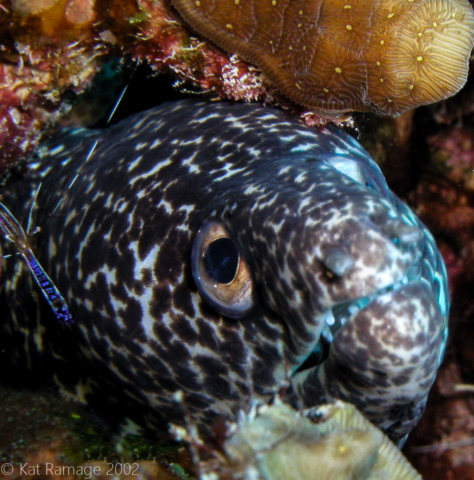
[310,213,422,308]
[289,277,443,444]
[285,198,442,444]
[324,280,444,441]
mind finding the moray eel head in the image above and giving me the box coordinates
[0,101,447,446]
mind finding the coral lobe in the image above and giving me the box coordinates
[171,0,474,115]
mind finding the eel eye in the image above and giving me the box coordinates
[325,156,365,184]
[191,221,254,319]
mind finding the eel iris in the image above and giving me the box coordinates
[0,99,448,445]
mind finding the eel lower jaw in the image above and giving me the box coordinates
[324,265,420,343]
[296,265,421,373]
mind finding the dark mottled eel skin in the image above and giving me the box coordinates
[0,99,448,445]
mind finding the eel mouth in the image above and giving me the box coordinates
[295,265,420,373]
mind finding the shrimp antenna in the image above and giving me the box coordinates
[26,181,42,236]
[51,60,138,216]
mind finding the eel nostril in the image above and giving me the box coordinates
[321,246,355,277]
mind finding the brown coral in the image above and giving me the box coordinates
[171,0,474,115]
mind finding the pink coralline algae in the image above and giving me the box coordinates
[0,0,117,172]
[429,127,474,191]
[0,43,102,172]
[0,0,281,173]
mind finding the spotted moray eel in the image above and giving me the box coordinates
[0,99,448,445]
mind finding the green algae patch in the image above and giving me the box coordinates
[0,384,196,479]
